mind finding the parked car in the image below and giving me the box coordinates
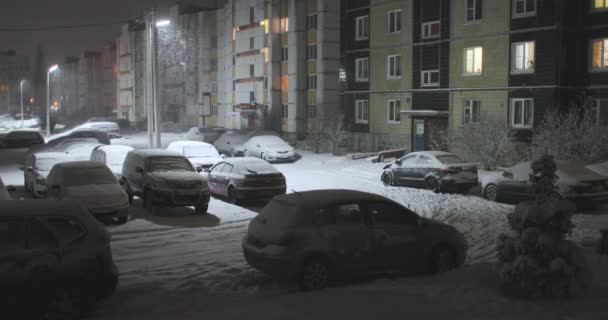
[64,142,103,161]
[185,126,225,144]
[22,152,69,198]
[120,149,211,214]
[381,151,478,193]
[0,130,44,149]
[78,121,121,138]
[46,161,130,225]
[586,161,608,177]
[25,137,102,163]
[0,200,118,317]
[90,145,134,176]
[0,177,13,200]
[481,160,608,209]
[213,131,249,157]
[204,157,286,204]
[243,189,467,290]
[48,128,111,145]
[244,135,296,163]
[167,141,224,170]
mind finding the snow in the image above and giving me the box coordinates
[586,161,608,178]
[80,122,120,130]
[167,141,221,158]
[111,132,188,149]
[0,114,40,132]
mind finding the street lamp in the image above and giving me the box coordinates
[19,80,26,128]
[46,64,59,137]
[156,20,171,27]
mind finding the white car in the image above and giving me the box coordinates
[0,177,11,200]
[46,161,130,224]
[90,145,134,176]
[22,152,69,198]
[64,143,103,161]
[213,131,249,157]
[243,135,296,163]
[167,141,223,170]
[78,121,121,138]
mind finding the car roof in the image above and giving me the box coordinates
[34,152,68,159]
[408,151,455,157]
[272,189,396,209]
[129,149,183,158]
[169,141,214,147]
[95,145,133,152]
[52,160,107,169]
[221,157,267,165]
[1,200,89,218]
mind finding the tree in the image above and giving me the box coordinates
[531,99,608,162]
[448,117,516,170]
[305,116,324,153]
[322,109,351,155]
[496,155,592,298]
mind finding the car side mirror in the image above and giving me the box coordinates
[502,171,513,178]
[220,154,226,159]
[135,167,144,173]
[395,159,402,166]
[196,166,203,173]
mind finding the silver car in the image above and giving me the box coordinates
[243,189,467,290]
[22,152,68,198]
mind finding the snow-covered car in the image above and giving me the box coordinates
[0,130,44,149]
[46,161,130,225]
[481,161,608,209]
[90,145,134,177]
[64,142,103,161]
[167,141,224,170]
[78,121,121,138]
[22,152,69,198]
[586,161,608,177]
[0,177,12,200]
[120,149,211,214]
[243,135,296,163]
[243,189,468,290]
[48,128,111,145]
[1,200,118,318]
[204,157,286,204]
[381,151,478,193]
[185,126,225,144]
[213,131,249,157]
[25,137,105,163]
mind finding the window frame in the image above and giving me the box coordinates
[591,0,608,11]
[281,104,289,119]
[387,100,401,124]
[355,15,369,40]
[590,38,608,71]
[281,47,289,61]
[308,74,318,90]
[421,70,440,87]
[465,0,483,23]
[307,14,318,30]
[512,0,536,18]
[366,202,419,226]
[387,10,402,33]
[355,57,369,82]
[421,21,441,39]
[464,46,483,76]
[355,99,369,124]
[510,98,534,129]
[387,54,401,79]
[463,99,481,125]
[511,41,536,74]
[307,44,318,60]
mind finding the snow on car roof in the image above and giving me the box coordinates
[34,152,69,159]
[80,121,119,127]
[409,151,455,157]
[130,149,183,157]
[222,157,267,164]
[169,141,214,147]
[273,189,396,209]
[53,160,107,169]
[1,200,90,217]
[96,145,134,152]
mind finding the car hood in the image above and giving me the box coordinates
[38,170,50,179]
[266,146,295,153]
[64,184,128,209]
[149,171,205,183]
[187,157,222,167]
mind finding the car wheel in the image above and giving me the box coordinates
[299,257,332,291]
[195,203,208,214]
[114,216,128,225]
[425,177,440,193]
[483,184,499,202]
[143,190,154,214]
[227,187,238,205]
[381,172,393,186]
[122,181,133,203]
[24,177,30,192]
[32,184,40,199]
[430,246,458,274]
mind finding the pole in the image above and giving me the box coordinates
[7,86,10,115]
[46,71,51,137]
[146,10,155,148]
[20,80,24,128]
[153,16,161,148]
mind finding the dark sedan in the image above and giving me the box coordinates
[381,151,478,193]
[204,157,286,204]
[0,130,44,149]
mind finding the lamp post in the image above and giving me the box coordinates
[46,65,58,137]
[20,80,25,128]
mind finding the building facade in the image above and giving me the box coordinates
[56,56,80,120]
[0,51,30,116]
[78,51,103,120]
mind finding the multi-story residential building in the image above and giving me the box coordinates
[56,56,80,119]
[197,7,220,127]
[0,50,30,115]
[116,21,146,123]
[101,43,117,117]
[78,51,103,120]
[581,0,608,126]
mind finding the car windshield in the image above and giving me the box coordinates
[107,151,130,166]
[238,162,278,174]
[149,157,193,172]
[436,155,464,164]
[63,167,116,186]
[184,145,220,158]
[36,158,62,171]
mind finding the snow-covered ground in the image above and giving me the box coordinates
[0,114,40,132]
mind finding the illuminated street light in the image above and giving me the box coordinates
[156,20,170,27]
[46,64,59,137]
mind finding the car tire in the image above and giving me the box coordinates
[122,181,133,204]
[299,257,332,291]
[227,187,238,205]
[32,184,40,199]
[195,203,208,214]
[425,177,440,193]
[114,216,128,225]
[143,190,154,214]
[24,177,30,192]
[430,246,458,274]
[483,184,499,202]
[381,172,394,186]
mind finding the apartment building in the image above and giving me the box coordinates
[0,51,29,115]
[56,56,80,119]
[116,21,146,123]
[341,0,608,153]
[101,43,117,117]
[78,51,103,120]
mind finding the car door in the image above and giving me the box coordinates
[0,218,29,292]
[219,163,234,193]
[413,155,436,188]
[317,203,374,273]
[42,216,87,276]
[498,164,532,203]
[365,201,421,272]
[24,155,36,189]
[23,218,61,283]
[208,163,225,195]
[393,155,417,186]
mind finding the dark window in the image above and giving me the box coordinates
[221,164,233,173]
[368,202,418,225]
[263,77,268,89]
[27,219,58,250]
[250,64,255,77]
[250,91,255,102]
[250,7,255,24]
[417,155,434,165]
[281,47,288,61]
[466,0,482,22]
[317,203,363,225]
[307,14,318,30]
[249,37,255,49]
[0,219,25,252]
[45,217,86,244]
[282,105,289,119]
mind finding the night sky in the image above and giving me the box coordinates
[0,0,191,65]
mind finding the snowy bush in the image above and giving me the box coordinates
[322,111,351,155]
[496,155,592,298]
[531,102,608,162]
[448,118,517,170]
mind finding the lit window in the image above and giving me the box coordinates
[591,39,608,70]
[281,75,289,90]
[465,0,482,22]
[355,100,369,124]
[510,98,533,128]
[387,100,401,124]
[463,99,481,124]
[308,74,317,90]
[280,17,289,32]
[513,0,536,18]
[594,0,608,9]
[282,104,289,119]
[512,41,535,73]
[307,44,318,60]
[355,58,369,82]
[281,47,288,61]
[421,21,441,39]
[356,16,369,40]
[387,55,401,79]
[387,10,401,33]
[464,47,483,75]
[307,14,318,30]
[421,70,439,87]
